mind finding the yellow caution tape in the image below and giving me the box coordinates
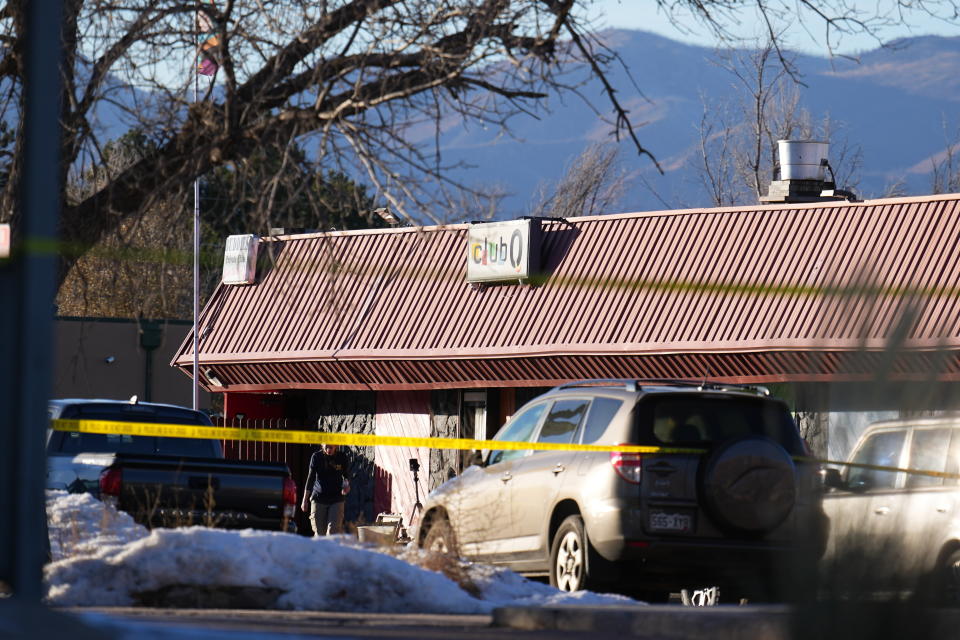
[50,418,695,454]
[50,418,960,480]
[793,456,960,480]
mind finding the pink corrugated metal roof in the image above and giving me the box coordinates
[173,194,960,389]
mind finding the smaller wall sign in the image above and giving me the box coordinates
[466,219,540,283]
[222,234,259,285]
[0,223,9,258]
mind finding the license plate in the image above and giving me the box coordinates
[649,510,693,532]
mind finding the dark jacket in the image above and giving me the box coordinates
[304,449,350,504]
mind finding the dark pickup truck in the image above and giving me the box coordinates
[47,398,297,532]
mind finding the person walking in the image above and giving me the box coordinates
[300,443,351,535]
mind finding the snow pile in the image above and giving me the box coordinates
[47,490,148,561]
[44,491,637,613]
[410,551,636,608]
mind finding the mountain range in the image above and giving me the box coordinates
[430,30,960,216]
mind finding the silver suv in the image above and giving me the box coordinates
[417,380,826,599]
[822,416,960,603]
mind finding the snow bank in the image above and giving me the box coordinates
[46,490,148,562]
[44,491,636,613]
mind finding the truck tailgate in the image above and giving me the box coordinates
[111,454,290,527]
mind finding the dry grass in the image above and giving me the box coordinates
[396,547,482,599]
[351,528,482,599]
[48,495,132,562]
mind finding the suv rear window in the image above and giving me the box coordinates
[637,395,803,454]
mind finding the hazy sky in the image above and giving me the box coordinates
[589,0,960,55]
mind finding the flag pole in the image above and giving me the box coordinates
[192,19,201,411]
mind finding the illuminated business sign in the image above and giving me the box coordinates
[466,219,540,283]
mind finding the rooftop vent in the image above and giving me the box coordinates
[373,206,403,227]
[761,140,857,204]
[779,140,829,181]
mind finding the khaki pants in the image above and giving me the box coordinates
[309,500,345,536]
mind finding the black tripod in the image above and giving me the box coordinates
[409,458,423,529]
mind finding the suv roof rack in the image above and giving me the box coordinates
[553,378,770,397]
[553,379,642,393]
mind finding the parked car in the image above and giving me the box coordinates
[47,397,298,532]
[821,416,960,603]
[416,379,826,599]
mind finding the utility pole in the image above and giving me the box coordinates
[0,4,109,634]
[0,0,64,602]
[192,30,202,411]
[193,3,218,411]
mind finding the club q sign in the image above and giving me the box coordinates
[466,219,541,283]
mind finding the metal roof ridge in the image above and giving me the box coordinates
[255,193,960,241]
[561,192,960,224]
[262,222,469,241]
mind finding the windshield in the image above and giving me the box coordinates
[49,432,221,457]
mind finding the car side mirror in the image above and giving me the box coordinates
[820,467,846,491]
[467,450,484,468]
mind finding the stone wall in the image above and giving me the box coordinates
[429,389,460,492]
[795,410,828,459]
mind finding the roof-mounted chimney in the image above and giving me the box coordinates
[761,140,857,204]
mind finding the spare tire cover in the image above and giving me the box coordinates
[701,436,797,533]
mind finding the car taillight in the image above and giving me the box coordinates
[282,477,297,519]
[99,467,122,506]
[610,449,643,484]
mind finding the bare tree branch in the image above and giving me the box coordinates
[0,0,950,299]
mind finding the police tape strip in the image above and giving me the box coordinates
[50,418,960,481]
[50,419,684,454]
[793,456,960,480]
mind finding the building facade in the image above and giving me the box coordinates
[173,194,960,528]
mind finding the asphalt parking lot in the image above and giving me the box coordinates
[12,602,950,640]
